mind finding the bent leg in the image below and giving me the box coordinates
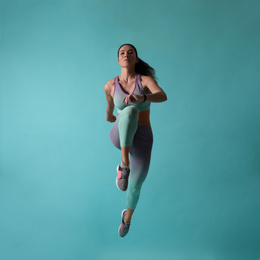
[118,106,139,147]
[110,106,139,166]
[110,106,139,149]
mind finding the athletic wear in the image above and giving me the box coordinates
[117,106,139,147]
[118,209,130,237]
[113,74,151,113]
[116,165,130,191]
[110,122,153,209]
[110,74,153,210]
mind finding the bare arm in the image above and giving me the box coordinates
[123,76,167,105]
[104,81,116,122]
[142,76,167,102]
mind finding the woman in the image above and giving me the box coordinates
[104,44,167,237]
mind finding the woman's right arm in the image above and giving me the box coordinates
[104,81,116,123]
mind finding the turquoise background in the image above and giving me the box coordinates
[0,0,260,259]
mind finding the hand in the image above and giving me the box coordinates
[122,94,144,105]
[106,114,116,123]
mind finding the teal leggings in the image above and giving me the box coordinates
[110,106,153,210]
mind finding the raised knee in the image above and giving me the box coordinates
[124,106,139,119]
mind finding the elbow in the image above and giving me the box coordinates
[163,93,167,102]
[159,89,167,102]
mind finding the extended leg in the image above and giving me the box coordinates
[126,125,153,215]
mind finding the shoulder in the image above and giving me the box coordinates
[104,77,116,95]
[140,75,158,88]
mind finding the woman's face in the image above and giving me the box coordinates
[118,45,138,68]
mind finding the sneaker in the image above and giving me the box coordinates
[118,209,130,237]
[116,165,130,191]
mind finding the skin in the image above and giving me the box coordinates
[104,45,167,223]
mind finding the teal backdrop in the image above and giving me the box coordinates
[0,0,259,260]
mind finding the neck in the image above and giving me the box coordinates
[119,67,136,82]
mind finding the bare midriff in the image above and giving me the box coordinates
[118,109,150,126]
[138,110,151,125]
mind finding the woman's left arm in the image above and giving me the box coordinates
[142,76,167,103]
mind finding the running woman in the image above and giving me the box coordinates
[104,44,167,237]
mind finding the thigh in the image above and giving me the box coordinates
[109,112,138,152]
[109,118,121,150]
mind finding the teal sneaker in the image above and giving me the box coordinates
[118,209,130,237]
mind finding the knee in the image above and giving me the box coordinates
[123,106,139,120]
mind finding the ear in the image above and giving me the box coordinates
[136,58,139,64]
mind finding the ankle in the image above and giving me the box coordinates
[124,216,131,224]
[121,160,129,168]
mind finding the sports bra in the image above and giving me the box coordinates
[113,74,151,113]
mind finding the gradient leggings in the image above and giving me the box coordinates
[110,106,153,210]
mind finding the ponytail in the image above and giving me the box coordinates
[135,58,157,80]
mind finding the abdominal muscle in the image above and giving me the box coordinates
[137,110,150,125]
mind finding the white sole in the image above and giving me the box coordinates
[116,165,121,190]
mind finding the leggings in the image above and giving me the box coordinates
[110,106,153,210]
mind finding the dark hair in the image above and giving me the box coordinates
[117,43,157,80]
